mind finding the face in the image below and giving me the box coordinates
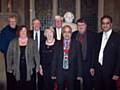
[63,27,72,40]
[44,29,54,40]
[19,27,27,38]
[101,18,112,32]
[54,19,62,28]
[77,22,87,34]
[8,18,17,29]
[33,19,41,31]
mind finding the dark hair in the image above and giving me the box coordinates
[101,15,112,23]
[32,18,41,23]
[76,18,87,24]
[16,25,31,37]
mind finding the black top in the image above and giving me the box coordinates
[20,46,27,81]
[40,42,55,69]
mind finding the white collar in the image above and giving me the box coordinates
[103,29,112,39]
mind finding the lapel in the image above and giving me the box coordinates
[54,28,57,39]
[68,39,73,60]
[103,31,114,53]
[97,32,103,53]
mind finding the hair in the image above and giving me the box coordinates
[32,18,41,23]
[54,15,63,21]
[62,25,72,33]
[76,18,87,24]
[16,25,31,37]
[8,15,17,20]
[101,15,112,23]
[44,26,54,37]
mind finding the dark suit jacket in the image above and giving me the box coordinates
[51,39,82,78]
[72,31,97,66]
[93,31,120,77]
[31,30,45,44]
[53,27,62,40]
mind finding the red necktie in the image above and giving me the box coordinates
[80,35,84,44]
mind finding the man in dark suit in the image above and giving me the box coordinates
[90,15,120,90]
[72,18,96,90]
[53,15,63,40]
[51,25,82,90]
[31,18,44,90]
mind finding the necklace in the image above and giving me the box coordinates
[46,39,55,47]
[19,37,28,45]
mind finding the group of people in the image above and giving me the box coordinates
[0,13,120,90]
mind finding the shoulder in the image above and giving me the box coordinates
[72,31,79,38]
[1,25,10,33]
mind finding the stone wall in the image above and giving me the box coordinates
[104,0,120,32]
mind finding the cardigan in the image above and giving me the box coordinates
[7,38,40,81]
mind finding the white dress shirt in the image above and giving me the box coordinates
[56,28,62,40]
[33,30,40,50]
[98,29,112,65]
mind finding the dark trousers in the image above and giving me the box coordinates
[57,70,74,90]
[94,64,116,90]
[38,74,44,90]
[43,68,54,90]
[82,61,94,90]
[16,80,34,90]
[7,73,16,90]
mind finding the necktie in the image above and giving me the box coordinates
[35,33,38,46]
[80,35,84,44]
[104,32,108,40]
[63,40,69,69]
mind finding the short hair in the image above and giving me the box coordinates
[17,25,31,37]
[101,15,112,23]
[54,15,63,21]
[8,15,17,20]
[32,18,41,23]
[76,18,87,24]
[62,25,72,33]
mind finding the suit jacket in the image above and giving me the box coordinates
[51,39,82,78]
[93,31,120,77]
[31,30,45,44]
[53,27,62,40]
[72,31,97,65]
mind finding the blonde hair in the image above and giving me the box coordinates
[44,26,54,37]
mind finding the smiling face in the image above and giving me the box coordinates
[8,17,17,29]
[101,18,112,32]
[44,28,54,40]
[77,22,87,34]
[62,26,72,40]
[19,27,27,38]
[32,19,41,30]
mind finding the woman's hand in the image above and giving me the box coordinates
[37,65,43,76]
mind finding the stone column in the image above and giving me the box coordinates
[1,0,8,13]
[76,0,81,20]
[98,0,104,31]
[52,0,57,19]
[30,0,35,29]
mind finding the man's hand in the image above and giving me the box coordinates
[51,76,56,80]
[76,76,83,81]
[90,68,95,76]
[112,75,119,80]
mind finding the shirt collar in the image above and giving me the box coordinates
[103,29,112,38]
